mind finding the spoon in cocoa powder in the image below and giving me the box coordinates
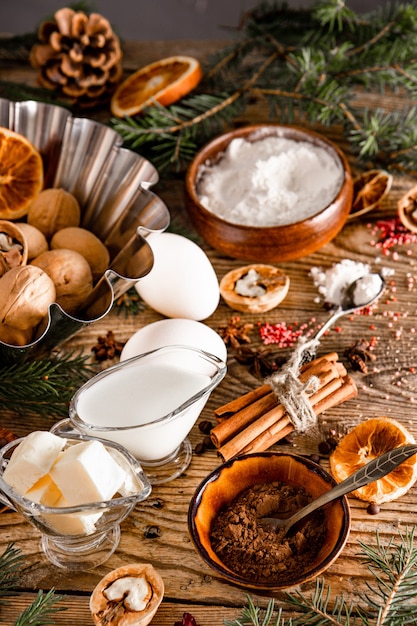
[260,444,417,535]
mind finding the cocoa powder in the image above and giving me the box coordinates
[210,481,326,584]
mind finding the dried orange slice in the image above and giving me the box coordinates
[347,169,393,221]
[111,55,203,118]
[329,417,417,504]
[0,128,43,220]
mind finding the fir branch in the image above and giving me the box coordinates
[111,1,417,174]
[0,544,25,602]
[0,80,73,108]
[358,528,417,624]
[0,33,37,62]
[284,577,358,625]
[111,92,246,171]
[224,596,287,626]
[14,589,66,626]
[226,528,417,625]
[0,352,95,419]
[0,545,66,625]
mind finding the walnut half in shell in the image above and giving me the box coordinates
[0,220,28,277]
[220,264,290,313]
[90,563,164,626]
[398,183,417,233]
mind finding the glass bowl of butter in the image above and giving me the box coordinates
[0,430,152,570]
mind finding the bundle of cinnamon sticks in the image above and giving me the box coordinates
[211,353,357,462]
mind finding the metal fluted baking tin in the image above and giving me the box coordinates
[0,99,170,364]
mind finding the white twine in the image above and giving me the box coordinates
[265,336,321,432]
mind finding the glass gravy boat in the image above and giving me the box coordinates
[59,345,227,485]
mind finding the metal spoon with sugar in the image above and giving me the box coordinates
[260,444,417,535]
[314,272,385,341]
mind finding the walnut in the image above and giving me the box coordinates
[220,264,290,313]
[31,249,93,315]
[51,226,110,282]
[29,8,123,108]
[27,188,81,241]
[0,265,56,341]
[90,563,164,626]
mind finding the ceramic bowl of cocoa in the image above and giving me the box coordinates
[188,452,351,590]
[184,124,353,262]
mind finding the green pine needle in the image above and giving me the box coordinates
[224,596,286,626]
[0,545,66,625]
[111,91,245,172]
[110,0,417,174]
[14,589,66,626]
[0,351,95,419]
[0,544,26,602]
[225,528,417,625]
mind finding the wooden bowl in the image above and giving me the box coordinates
[188,452,351,590]
[184,124,353,262]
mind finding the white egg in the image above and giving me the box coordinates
[120,318,227,363]
[135,232,220,320]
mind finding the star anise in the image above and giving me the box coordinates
[92,330,125,361]
[114,287,144,317]
[218,316,254,350]
[344,339,376,373]
[234,345,279,378]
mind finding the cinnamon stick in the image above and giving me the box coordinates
[214,384,271,419]
[211,356,341,448]
[214,354,339,420]
[211,392,278,447]
[217,376,344,461]
[312,375,358,415]
[218,375,358,461]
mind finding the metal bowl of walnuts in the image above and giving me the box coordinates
[0,98,170,363]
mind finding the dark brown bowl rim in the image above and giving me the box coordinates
[187,451,351,590]
[185,123,352,231]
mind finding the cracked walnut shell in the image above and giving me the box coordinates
[220,264,290,313]
[29,7,123,108]
[398,183,417,233]
[0,220,28,277]
[90,563,164,626]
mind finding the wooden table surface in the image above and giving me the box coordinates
[1,38,417,624]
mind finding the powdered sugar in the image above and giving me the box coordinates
[310,260,371,306]
[196,135,344,227]
[310,259,391,307]
[352,273,385,307]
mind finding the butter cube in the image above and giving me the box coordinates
[43,496,102,535]
[50,440,126,505]
[26,474,62,506]
[3,431,66,495]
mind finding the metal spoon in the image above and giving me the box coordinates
[260,444,417,535]
[314,272,385,342]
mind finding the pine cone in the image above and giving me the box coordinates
[29,7,123,109]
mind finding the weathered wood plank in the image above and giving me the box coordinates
[1,37,417,624]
